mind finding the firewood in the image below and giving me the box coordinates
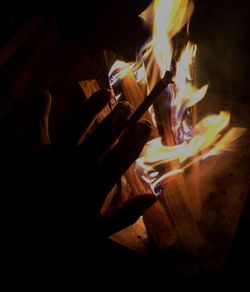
[125,165,176,249]
[114,70,176,249]
[188,46,202,220]
[42,40,84,92]
[121,71,173,139]
[0,18,60,120]
[79,79,101,99]
[78,79,114,141]
[55,51,95,97]
[153,81,205,254]
[161,174,205,254]
[0,15,44,67]
[120,72,158,137]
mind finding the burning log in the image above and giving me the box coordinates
[153,89,206,254]
[120,71,157,135]
[188,46,202,221]
[106,0,246,260]
[0,18,60,120]
[161,174,205,254]
[146,53,205,253]
[125,165,176,249]
[0,16,44,67]
[107,57,205,252]
[117,70,177,249]
[121,70,173,136]
[42,40,84,93]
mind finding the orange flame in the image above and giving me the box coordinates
[138,111,230,167]
[109,61,134,86]
[153,0,194,77]
[171,42,208,137]
[108,0,246,192]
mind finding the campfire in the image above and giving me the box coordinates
[103,0,247,258]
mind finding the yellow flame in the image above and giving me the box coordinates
[139,0,195,91]
[107,1,246,192]
[137,113,246,188]
[138,111,231,170]
[109,61,134,85]
[202,127,247,158]
[171,43,208,135]
[152,0,194,77]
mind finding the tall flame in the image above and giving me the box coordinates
[152,0,194,77]
[171,42,208,139]
[108,0,246,193]
[139,0,194,91]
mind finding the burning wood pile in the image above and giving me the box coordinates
[100,0,247,267]
[1,1,248,278]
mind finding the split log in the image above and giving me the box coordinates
[161,174,205,254]
[188,46,202,220]
[125,165,176,250]
[120,71,158,137]
[0,15,44,67]
[153,82,205,254]
[42,40,84,93]
[114,70,176,249]
[0,18,60,120]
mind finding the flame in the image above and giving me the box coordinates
[109,61,134,86]
[139,0,194,92]
[153,0,194,77]
[171,43,208,138]
[108,0,246,193]
[138,111,230,169]
[137,113,246,190]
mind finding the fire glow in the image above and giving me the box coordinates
[108,0,246,194]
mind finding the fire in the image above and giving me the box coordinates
[137,111,234,188]
[152,0,194,77]
[138,112,230,167]
[108,0,246,194]
[171,42,208,140]
[109,61,134,86]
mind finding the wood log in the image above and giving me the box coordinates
[125,165,176,250]
[8,18,59,99]
[55,50,100,97]
[120,71,158,137]
[116,70,176,249]
[49,51,106,142]
[0,16,44,67]
[161,174,205,254]
[78,79,115,142]
[0,18,60,120]
[42,40,84,92]
[153,81,205,254]
[188,46,202,220]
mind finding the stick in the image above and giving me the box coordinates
[123,70,173,134]
[120,71,158,137]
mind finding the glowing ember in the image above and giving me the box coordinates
[108,0,246,194]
